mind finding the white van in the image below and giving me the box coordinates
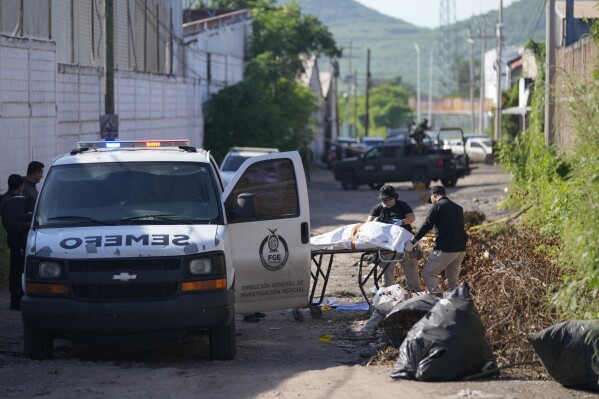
[21,140,310,360]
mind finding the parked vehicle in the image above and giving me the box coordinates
[333,128,472,190]
[446,135,493,164]
[220,147,279,186]
[360,136,385,149]
[326,137,365,169]
[21,139,309,360]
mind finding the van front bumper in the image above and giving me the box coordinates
[21,289,235,342]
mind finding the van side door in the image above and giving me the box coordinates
[222,152,311,314]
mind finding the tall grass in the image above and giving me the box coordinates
[498,39,599,319]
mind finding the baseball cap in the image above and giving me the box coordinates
[378,185,398,200]
[427,185,445,203]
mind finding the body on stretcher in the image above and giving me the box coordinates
[292,222,414,321]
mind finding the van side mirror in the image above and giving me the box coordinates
[229,192,255,220]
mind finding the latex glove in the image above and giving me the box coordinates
[374,216,383,222]
[392,218,404,226]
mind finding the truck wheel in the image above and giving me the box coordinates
[23,326,54,360]
[441,178,457,187]
[340,172,358,190]
[411,170,430,190]
[209,318,236,360]
[484,154,494,165]
[368,182,384,190]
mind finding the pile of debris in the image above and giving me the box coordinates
[370,223,562,378]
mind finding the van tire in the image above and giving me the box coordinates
[209,318,236,360]
[24,326,54,360]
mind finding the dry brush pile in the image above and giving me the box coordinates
[374,222,562,377]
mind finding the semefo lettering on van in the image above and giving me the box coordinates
[259,229,289,271]
[59,234,191,250]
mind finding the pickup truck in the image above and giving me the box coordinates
[333,128,472,190]
[446,136,494,164]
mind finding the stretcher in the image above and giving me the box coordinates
[291,247,405,322]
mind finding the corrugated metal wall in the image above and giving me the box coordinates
[1,0,174,74]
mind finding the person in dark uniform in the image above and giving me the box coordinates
[366,185,421,292]
[0,174,31,310]
[22,161,44,212]
[410,119,430,155]
[409,185,467,296]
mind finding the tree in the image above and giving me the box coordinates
[202,0,341,161]
[353,79,412,137]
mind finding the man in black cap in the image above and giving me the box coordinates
[366,185,421,291]
[409,185,467,296]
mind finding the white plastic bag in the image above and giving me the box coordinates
[373,284,407,315]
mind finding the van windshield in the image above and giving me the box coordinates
[35,162,223,227]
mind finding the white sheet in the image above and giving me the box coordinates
[310,221,414,253]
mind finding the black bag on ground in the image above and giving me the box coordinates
[528,320,599,391]
[383,294,440,348]
[391,282,497,381]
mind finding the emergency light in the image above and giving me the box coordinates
[77,139,191,149]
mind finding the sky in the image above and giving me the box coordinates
[354,0,517,29]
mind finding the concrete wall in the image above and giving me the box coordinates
[0,35,203,192]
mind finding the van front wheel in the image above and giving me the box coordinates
[209,318,236,360]
[24,326,54,360]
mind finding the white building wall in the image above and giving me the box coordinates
[484,46,521,105]
[186,17,250,103]
[0,35,203,193]
[0,37,57,191]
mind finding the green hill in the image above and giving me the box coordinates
[280,0,546,94]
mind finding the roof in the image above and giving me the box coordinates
[555,1,599,19]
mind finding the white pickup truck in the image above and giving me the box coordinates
[446,136,494,164]
[21,139,311,361]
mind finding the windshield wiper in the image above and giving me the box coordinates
[47,216,114,225]
[120,214,195,224]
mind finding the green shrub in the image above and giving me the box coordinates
[497,38,599,319]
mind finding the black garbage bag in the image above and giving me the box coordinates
[382,294,440,348]
[391,282,497,381]
[528,320,599,391]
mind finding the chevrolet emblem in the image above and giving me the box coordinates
[112,272,138,282]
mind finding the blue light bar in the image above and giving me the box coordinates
[105,142,121,148]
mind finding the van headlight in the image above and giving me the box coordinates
[39,262,62,278]
[189,258,212,275]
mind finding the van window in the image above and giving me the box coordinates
[226,158,299,221]
[35,162,223,227]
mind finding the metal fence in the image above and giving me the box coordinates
[1,0,176,74]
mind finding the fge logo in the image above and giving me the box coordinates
[259,229,289,271]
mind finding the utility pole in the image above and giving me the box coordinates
[428,49,433,124]
[353,69,358,135]
[105,0,114,115]
[467,29,475,133]
[365,48,371,136]
[344,39,353,137]
[494,0,503,141]
[479,17,488,134]
[414,44,421,123]
[545,0,556,146]
[101,0,118,140]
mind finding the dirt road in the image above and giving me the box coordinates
[0,164,595,399]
